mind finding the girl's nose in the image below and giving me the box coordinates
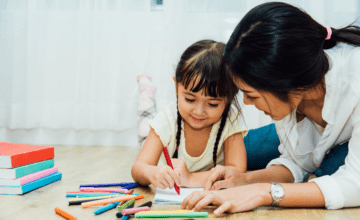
[194,103,205,115]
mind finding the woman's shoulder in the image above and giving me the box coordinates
[345,46,360,69]
[341,46,360,94]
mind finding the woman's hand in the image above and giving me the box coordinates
[148,164,181,189]
[181,183,273,216]
[172,159,192,187]
[204,165,248,190]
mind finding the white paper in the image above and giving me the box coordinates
[153,187,204,204]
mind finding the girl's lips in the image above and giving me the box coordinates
[264,111,270,115]
[192,117,205,122]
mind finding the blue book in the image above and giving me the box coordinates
[0,172,62,195]
[0,159,54,179]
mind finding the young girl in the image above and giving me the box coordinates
[131,40,248,189]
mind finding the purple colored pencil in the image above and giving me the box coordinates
[79,182,136,188]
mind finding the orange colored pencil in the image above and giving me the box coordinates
[118,189,134,206]
[54,207,77,220]
[81,194,144,208]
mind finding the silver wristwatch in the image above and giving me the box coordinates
[269,182,285,206]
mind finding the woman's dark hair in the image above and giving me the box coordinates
[173,40,239,167]
[224,2,360,103]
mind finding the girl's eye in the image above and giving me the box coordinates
[209,103,218,107]
[185,98,195,102]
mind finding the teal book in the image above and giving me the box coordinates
[0,159,54,179]
[0,172,62,195]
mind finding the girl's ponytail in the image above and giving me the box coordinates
[324,23,360,49]
[172,102,182,158]
[212,106,230,167]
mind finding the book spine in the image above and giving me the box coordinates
[19,166,59,185]
[15,159,55,178]
[21,172,62,194]
[11,147,54,168]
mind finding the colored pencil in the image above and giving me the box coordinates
[80,187,128,193]
[81,194,144,208]
[54,207,77,220]
[162,147,180,195]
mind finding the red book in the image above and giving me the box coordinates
[0,142,54,168]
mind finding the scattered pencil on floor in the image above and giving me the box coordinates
[54,207,77,220]
[80,187,128,193]
[116,201,153,218]
[116,202,135,218]
[81,194,144,208]
[123,182,138,189]
[122,206,150,215]
[94,201,120,215]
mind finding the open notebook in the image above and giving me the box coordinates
[153,187,203,204]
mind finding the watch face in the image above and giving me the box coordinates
[273,186,285,198]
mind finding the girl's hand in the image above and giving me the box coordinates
[181,183,272,216]
[204,165,248,190]
[149,165,181,189]
[172,159,191,187]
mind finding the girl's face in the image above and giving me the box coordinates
[233,78,302,121]
[174,78,226,131]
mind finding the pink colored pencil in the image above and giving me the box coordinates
[80,187,128,193]
[122,207,150,215]
[81,194,144,208]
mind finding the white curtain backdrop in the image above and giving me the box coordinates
[0,0,359,146]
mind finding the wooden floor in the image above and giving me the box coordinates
[1,145,359,220]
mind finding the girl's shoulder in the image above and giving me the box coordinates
[224,105,247,131]
[149,102,177,128]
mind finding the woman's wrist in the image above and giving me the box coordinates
[257,183,273,206]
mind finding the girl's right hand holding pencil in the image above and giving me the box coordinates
[148,164,181,190]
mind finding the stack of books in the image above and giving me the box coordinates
[0,142,62,195]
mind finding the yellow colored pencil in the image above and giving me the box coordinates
[69,195,117,202]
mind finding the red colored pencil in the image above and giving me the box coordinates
[162,147,180,195]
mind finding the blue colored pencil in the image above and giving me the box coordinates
[66,192,125,197]
[123,183,138,190]
[94,202,120,215]
[121,215,130,220]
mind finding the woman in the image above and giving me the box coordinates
[181,2,360,215]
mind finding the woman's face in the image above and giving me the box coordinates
[233,78,303,121]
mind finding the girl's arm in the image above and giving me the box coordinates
[222,132,247,173]
[179,132,247,188]
[131,128,180,187]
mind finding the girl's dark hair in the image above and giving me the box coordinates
[173,40,239,167]
[224,2,360,102]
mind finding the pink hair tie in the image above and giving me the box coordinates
[325,26,332,40]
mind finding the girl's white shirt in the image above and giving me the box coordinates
[149,102,247,173]
[267,44,360,209]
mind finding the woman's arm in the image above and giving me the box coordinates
[181,182,325,215]
[131,128,180,187]
[203,164,294,190]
